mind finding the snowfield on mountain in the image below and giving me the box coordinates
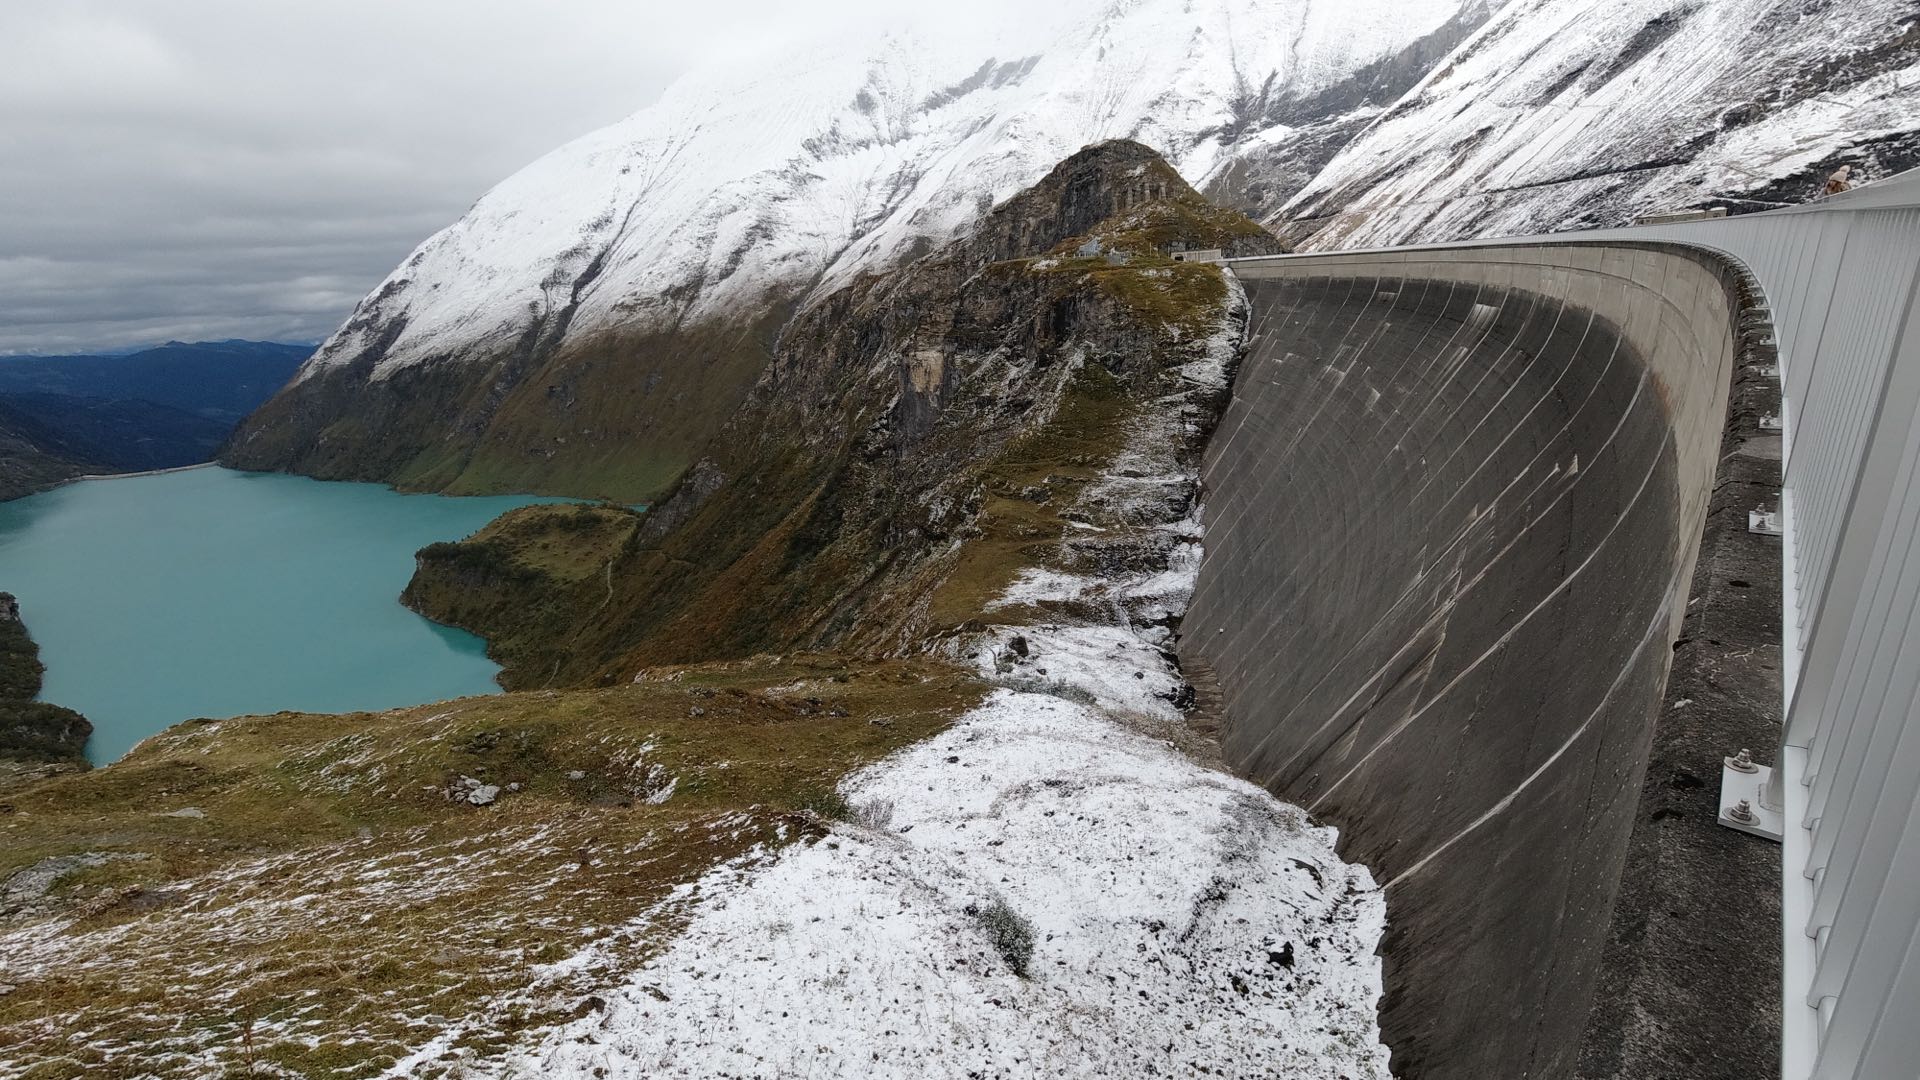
[287,0,1917,390]
[300,0,1467,385]
[1284,0,1920,245]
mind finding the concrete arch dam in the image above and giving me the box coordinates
[1182,246,1749,1078]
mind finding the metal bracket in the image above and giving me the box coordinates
[1749,509,1784,535]
[1751,363,1781,378]
[1720,757,1784,841]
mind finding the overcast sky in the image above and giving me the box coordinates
[0,1,1035,355]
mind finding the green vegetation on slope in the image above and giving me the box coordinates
[403,503,646,686]
[0,594,91,772]
[922,360,1144,627]
[224,309,785,505]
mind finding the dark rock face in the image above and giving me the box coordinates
[1182,246,1750,1079]
[1202,0,1497,217]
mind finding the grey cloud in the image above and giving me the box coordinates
[1,1,1038,354]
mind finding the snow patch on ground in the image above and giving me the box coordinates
[989,566,1089,609]
[500,682,1387,1079]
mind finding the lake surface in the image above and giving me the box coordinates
[0,467,561,763]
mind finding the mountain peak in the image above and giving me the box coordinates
[225,0,1919,502]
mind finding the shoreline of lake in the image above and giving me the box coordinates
[0,467,563,763]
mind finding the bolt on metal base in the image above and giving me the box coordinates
[1720,752,1784,842]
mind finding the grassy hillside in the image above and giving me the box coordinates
[224,312,780,505]
[403,503,646,685]
[0,655,980,1078]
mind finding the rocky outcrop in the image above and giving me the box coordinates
[401,503,645,683]
[403,141,1279,686]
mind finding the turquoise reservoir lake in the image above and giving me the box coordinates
[0,467,560,763]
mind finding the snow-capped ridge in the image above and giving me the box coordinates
[296,0,1470,383]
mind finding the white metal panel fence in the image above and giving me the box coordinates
[1632,178,1920,1080]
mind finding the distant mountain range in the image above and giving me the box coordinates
[0,341,310,501]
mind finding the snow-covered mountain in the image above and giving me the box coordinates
[225,0,1919,499]
[299,0,1471,384]
[1282,0,1920,247]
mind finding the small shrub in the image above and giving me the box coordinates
[972,899,1036,977]
[853,798,895,830]
[995,676,1098,708]
[795,786,852,821]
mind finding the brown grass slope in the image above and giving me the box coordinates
[222,293,786,505]
[1,656,979,1079]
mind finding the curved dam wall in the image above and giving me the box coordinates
[1181,246,1740,1078]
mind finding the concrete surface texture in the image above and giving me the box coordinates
[1181,246,1743,1078]
[1572,326,1786,1080]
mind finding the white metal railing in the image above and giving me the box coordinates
[1626,176,1920,1080]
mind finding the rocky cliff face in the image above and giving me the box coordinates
[405,140,1278,684]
